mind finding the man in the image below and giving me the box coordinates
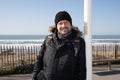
[32,11,86,80]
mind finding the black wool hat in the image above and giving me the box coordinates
[55,11,72,26]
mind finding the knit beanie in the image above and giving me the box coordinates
[55,11,72,26]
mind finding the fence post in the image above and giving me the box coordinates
[115,44,118,59]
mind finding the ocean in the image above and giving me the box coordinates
[0,35,46,46]
[0,35,46,40]
[0,35,120,40]
[0,35,120,46]
[92,35,120,39]
[92,35,120,43]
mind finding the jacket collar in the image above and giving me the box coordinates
[48,26,82,39]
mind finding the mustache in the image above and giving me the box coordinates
[60,27,68,30]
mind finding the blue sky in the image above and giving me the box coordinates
[0,0,120,35]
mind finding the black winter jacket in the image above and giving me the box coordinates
[32,26,86,80]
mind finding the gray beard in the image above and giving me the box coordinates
[57,31,71,39]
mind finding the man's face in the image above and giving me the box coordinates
[57,20,72,36]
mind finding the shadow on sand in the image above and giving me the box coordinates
[94,70,120,76]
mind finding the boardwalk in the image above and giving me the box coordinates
[93,64,120,80]
[0,65,120,80]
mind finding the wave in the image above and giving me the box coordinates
[92,39,120,43]
[0,39,44,47]
[1,39,120,47]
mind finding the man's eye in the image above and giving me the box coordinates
[59,23,62,25]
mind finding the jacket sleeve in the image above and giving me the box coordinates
[32,39,46,80]
[75,38,86,80]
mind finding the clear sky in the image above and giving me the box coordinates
[0,0,120,35]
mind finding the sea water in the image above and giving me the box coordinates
[0,35,46,47]
[0,35,120,46]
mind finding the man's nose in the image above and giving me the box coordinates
[61,23,66,27]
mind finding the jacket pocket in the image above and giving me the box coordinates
[37,70,45,80]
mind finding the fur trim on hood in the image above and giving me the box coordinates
[49,26,82,37]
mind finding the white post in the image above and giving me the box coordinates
[84,0,92,80]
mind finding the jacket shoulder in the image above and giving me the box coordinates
[79,37,85,43]
[79,37,85,48]
[44,34,53,46]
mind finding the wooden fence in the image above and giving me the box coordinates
[0,45,41,75]
[92,43,120,70]
[92,43,120,60]
[0,43,120,75]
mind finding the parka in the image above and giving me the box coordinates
[32,26,86,80]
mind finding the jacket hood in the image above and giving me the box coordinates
[49,26,82,37]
